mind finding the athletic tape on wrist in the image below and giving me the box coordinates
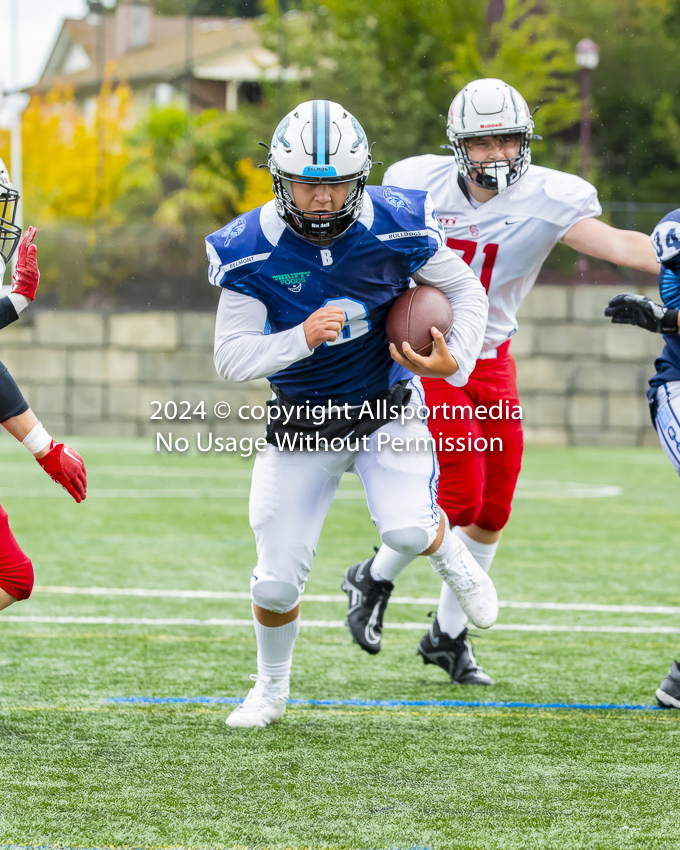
[7,292,30,314]
[22,421,52,455]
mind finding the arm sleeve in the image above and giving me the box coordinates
[0,360,29,422]
[0,296,19,331]
[412,242,488,387]
[213,288,314,383]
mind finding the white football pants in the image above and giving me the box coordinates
[653,380,680,476]
[249,381,440,613]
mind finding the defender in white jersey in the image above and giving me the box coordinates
[342,78,659,685]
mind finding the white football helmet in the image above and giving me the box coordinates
[268,100,372,242]
[446,78,535,192]
[0,157,21,275]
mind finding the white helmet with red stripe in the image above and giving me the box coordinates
[446,78,535,192]
[268,100,372,243]
[0,157,21,277]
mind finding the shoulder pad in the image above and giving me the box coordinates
[540,168,596,204]
[365,184,430,242]
[205,205,275,288]
[383,155,448,190]
[652,210,680,264]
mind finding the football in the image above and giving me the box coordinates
[385,285,454,356]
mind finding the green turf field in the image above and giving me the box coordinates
[0,438,679,849]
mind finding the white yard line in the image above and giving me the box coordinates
[0,463,255,479]
[32,586,680,615]
[0,488,370,499]
[0,615,678,634]
[0,478,621,499]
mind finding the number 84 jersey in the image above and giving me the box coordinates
[384,156,601,352]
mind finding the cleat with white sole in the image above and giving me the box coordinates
[429,540,498,630]
[418,620,495,685]
[656,660,680,709]
[225,674,289,728]
[341,555,394,655]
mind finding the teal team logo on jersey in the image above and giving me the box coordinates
[273,271,310,292]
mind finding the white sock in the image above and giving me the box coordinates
[254,613,300,679]
[426,525,461,573]
[370,545,415,583]
[452,526,499,572]
[437,527,499,638]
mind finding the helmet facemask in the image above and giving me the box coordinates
[449,130,532,192]
[0,184,21,267]
[268,100,372,244]
[271,157,371,243]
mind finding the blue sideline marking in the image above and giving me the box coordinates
[108,696,663,711]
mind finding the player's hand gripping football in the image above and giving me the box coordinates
[303,305,347,349]
[389,327,459,378]
[36,441,87,503]
[11,226,40,301]
[604,292,679,335]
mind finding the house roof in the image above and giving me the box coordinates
[29,13,277,95]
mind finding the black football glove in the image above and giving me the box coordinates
[604,292,679,335]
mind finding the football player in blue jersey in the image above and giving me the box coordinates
[605,210,680,709]
[207,100,495,728]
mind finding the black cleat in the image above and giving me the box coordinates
[341,556,394,655]
[656,660,680,709]
[417,618,495,685]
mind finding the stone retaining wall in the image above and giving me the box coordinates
[513,284,659,447]
[0,284,662,446]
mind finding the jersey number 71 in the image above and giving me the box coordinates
[447,238,498,292]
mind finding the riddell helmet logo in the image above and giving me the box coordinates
[480,122,503,129]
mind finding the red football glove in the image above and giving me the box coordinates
[11,226,40,301]
[36,441,87,503]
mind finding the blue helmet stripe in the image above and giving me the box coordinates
[314,100,327,166]
[323,101,330,164]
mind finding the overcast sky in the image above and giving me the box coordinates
[0,0,89,91]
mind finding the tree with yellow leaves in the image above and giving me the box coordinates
[21,80,130,223]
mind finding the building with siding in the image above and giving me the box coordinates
[28,1,282,115]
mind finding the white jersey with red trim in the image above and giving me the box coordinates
[383,155,601,351]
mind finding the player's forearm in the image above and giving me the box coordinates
[1,407,39,440]
[441,283,488,385]
[563,219,658,274]
[2,407,50,458]
[0,296,19,331]
[414,255,488,384]
[599,229,658,274]
[0,360,29,424]
[214,325,312,382]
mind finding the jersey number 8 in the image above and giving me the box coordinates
[322,297,371,346]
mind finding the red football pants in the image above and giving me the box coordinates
[0,504,33,600]
[423,343,523,532]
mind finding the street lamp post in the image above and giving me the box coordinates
[575,38,599,282]
[575,38,599,179]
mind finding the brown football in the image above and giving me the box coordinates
[385,285,454,357]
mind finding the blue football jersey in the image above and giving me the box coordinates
[206,185,445,405]
[649,210,680,389]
